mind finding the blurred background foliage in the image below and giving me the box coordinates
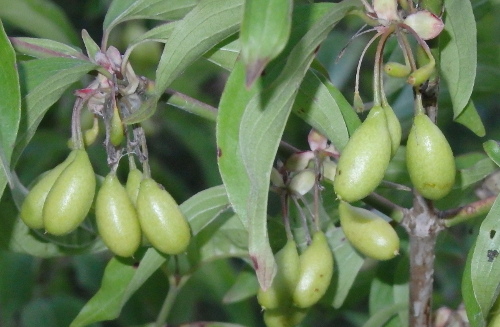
[0,0,499,326]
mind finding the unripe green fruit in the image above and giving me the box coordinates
[293,231,334,308]
[406,112,456,200]
[126,168,143,205]
[333,106,392,202]
[84,116,99,146]
[110,104,124,146]
[382,104,402,157]
[96,174,142,257]
[338,201,400,260]
[384,62,411,78]
[257,239,300,310]
[263,307,308,327]
[407,62,435,86]
[43,149,96,235]
[20,151,77,229]
[288,170,315,196]
[321,158,337,183]
[136,178,191,255]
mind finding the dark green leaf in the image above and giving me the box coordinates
[238,0,359,289]
[470,194,500,321]
[154,0,243,97]
[0,21,21,199]
[0,0,78,44]
[9,37,86,59]
[240,0,293,86]
[440,0,477,117]
[12,58,98,164]
[103,0,197,34]
[455,100,486,137]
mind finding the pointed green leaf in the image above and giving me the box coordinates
[293,69,361,151]
[0,0,78,44]
[440,0,477,117]
[470,194,500,321]
[240,0,293,86]
[9,37,85,59]
[238,0,358,289]
[12,58,98,164]
[154,0,243,96]
[455,100,485,137]
[484,140,500,168]
[81,30,100,60]
[0,21,21,199]
[362,302,408,327]
[103,0,197,34]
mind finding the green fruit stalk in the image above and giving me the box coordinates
[136,178,191,255]
[383,104,402,157]
[96,173,142,257]
[20,150,77,229]
[339,201,400,261]
[406,112,456,200]
[293,231,334,308]
[126,168,143,205]
[257,239,300,310]
[43,149,96,235]
[263,307,308,327]
[334,106,392,202]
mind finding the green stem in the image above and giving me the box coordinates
[155,275,188,327]
[71,98,85,150]
[165,89,218,122]
[442,195,496,227]
[373,26,395,106]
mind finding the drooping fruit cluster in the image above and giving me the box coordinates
[20,46,191,257]
[258,130,338,326]
[257,233,334,327]
[20,149,96,235]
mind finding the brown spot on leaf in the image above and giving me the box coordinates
[217,147,222,158]
[491,230,496,239]
[251,256,259,270]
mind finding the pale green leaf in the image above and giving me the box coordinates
[204,37,240,71]
[103,0,197,34]
[326,226,364,308]
[9,37,86,59]
[484,140,500,168]
[238,0,359,289]
[0,0,78,44]
[463,243,485,327]
[154,0,243,96]
[0,21,21,200]
[12,58,98,164]
[470,194,500,321]
[240,0,293,86]
[293,69,361,151]
[222,270,259,304]
[455,100,486,137]
[362,302,408,327]
[440,0,477,117]
[460,158,497,189]
[81,30,100,60]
